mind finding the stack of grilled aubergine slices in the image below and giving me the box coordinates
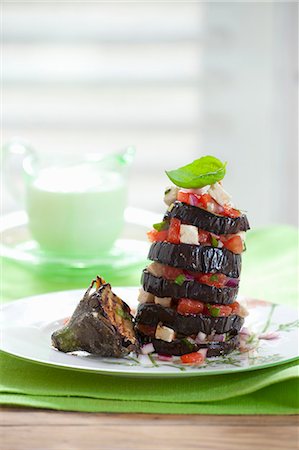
[135,186,250,358]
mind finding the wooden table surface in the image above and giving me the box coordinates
[1,408,298,450]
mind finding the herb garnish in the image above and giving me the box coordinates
[181,338,194,350]
[207,304,220,317]
[211,236,219,248]
[174,274,186,286]
[153,221,168,232]
[165,156,227,188]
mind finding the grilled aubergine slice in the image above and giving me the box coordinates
[164,201,250,235]
[138,333,239,357]
[135,303,244,336]
[148,242,242,278]
[142,269,239,304]
[51,277,137,357]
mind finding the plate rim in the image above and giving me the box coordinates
[1,288,298,378]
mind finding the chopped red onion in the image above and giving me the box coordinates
[184,273,195,281]
[141,343,155,355]
[195,332,207,343]
[226,278,239,288]
[197,348,208,358]
[212,334,225,342]
[189,194,198,206]
[157,354,173,362]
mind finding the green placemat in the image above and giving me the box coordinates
[1,226,298,414]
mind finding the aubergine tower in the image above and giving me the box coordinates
[135,156,250,357]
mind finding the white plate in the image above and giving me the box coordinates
[1,288,298,378]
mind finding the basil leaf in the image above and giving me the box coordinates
[211,236,219,248]
[165,156,226,188]
[153,221,168,232]
[174,274,186,286]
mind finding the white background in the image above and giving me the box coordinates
[2,1,298,227]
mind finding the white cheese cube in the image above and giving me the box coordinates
[180,224,199,245]
[154,297,172,307]
[138,288,154,304]
[147,262,164,277]
[208,182,232,207]
[155,324,175,342]
[164,186,179,206]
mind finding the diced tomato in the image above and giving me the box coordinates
[162,265,182,280]
[223,235,243,254]
[177,298,205,315]
[222,205,241,218]
[230,302,240,315]
[204,304,232,317]
[197,193,213,208]
[180,352,205,365]
[195,273,228,288]
[147,229,168,243]
[217,305,233,316]
[177,191,191,204]
[167,218,181,244]
[198,229,211,244]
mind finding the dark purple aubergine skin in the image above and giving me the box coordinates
[164,202,250,235]
[135,303,244,336]
[148,242,242,278]
[142,270,239,304]
[139,334,239,357]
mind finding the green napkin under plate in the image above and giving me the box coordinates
[1,226,298,414]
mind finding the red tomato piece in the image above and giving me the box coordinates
[163,265,183,280]
[230,302,240,314]
[203,304,232,317]
[180,352,204,365]
[222,206,241,218]
[198,229,210,244]
[167,218,181,244]
[223,235,243,254]
[147,229,168,243]
[197,193,213,208]
[177,298,205,315]
[195,273,227,288]
[177,191,190,204]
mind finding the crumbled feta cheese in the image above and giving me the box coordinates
[155,324,175,342]
[154,297,172,307]
[208,182,232,207]
[138,288,154,304]
[180,224,199,245]
[92,311,98,318]
[147,262,164,277]
[164,186,179,206]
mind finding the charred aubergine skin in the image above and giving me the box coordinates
[142,270,238,304]
[148,242,242,278]
[135,303,244,336]
[138,334,239,357]
[51,281,137,357]
[165,202,250,235]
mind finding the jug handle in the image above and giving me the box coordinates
[2,138,37,204]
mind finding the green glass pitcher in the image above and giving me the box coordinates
[3,139,135,258]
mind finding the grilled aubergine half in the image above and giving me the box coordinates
[51,277,137,357]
